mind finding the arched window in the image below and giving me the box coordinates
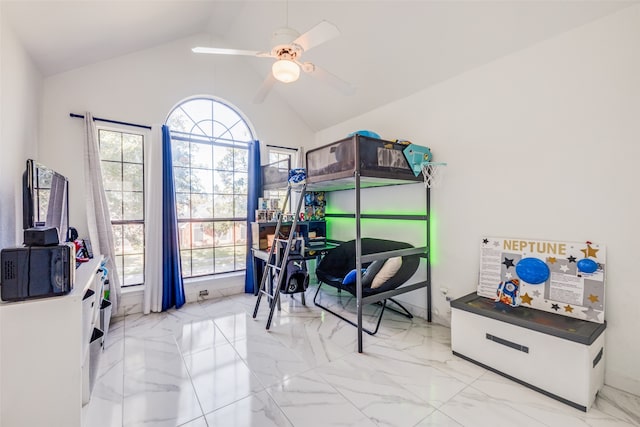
[166,97,256,278]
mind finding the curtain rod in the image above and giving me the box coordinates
[266,144,298,151]
[69,113,152,130]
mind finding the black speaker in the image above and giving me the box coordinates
[23,227,59,246]
[1,245,74,301]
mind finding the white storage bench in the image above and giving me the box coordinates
[451,292,606,411]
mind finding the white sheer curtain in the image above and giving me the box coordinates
[143,125,163,313]
[83,112,121,315]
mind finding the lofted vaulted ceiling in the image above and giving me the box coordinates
[2,0,636,130]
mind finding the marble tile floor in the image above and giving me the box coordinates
[84,285,640,427]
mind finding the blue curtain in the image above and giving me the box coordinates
[245,140,262,293]
[161,125,185,310]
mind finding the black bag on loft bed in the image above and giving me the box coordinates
[314,238,420,335]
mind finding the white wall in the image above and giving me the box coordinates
[39,33,315,238]
[316,5,640,395]
[0,12,41,249]
[0,9,43,419]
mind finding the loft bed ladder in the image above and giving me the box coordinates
[252,182,307,330]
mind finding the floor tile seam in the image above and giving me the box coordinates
[203,390,295,427]
[262,367,371,426]
[410,408,459,427]
[309,364,385,424]
[595,392,640,425]
[316,363,438,411]
[223,334,275,392]
[164,332,208,423]
[335,345,450,409]
[462,381,567,427]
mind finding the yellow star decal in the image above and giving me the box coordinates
[547,257,556,264]
[564,304,574,313]
[588,294,599,303]
[581,245,599,258]
[521,293,533,305]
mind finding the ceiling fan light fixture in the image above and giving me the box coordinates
[272,59,300,83]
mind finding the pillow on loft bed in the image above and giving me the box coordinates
[371,257,403,289]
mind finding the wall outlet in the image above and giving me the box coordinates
[199,290,209,297]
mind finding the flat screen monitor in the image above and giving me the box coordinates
[22,159,69,242]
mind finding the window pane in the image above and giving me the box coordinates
[214,247,234,273]
[213,146,234,171]
[102,162,122,191]
[112,225,123,255]
[213,171,233,194]
[105,191,123,220]
[99,130,122,161]
[122,133,143,163]
[230,122,252,143]
[212,121,231,140]
[123,254,144,286]
[234,149,248,172]
[173,166,191,193]
[235,246,246,270]
[167,109,193,133]
[123,163,143,191]
[191,169,213,194]
[123,224,144,253]
[214,221,234,247]
[234,222,247,245]
[191,193,213,219]
[182,99,213,135]
[234,171,247,194]
[190,142,213,169]
[176,193,190,219]
[172,140,190,167]
[192,222,214,248]
[179,223,191,249]
[234,195,247,218]
[214,195,233,218]
[180,250,192,277]
[123,192,144,220]
[192,248,214,276]
[115,255,124,283]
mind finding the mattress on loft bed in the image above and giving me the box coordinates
[305,135,424,190]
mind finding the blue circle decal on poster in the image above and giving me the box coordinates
[515,257,550,284]
[577,258,598,274]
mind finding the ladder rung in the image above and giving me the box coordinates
[266,264,282,271]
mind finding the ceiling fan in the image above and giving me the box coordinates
[192,20,355,103]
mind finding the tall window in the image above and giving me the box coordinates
[166,97,255,278]
[98,128,145,286]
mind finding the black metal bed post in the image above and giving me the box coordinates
[355,138,364,353]
[426,184,432,322]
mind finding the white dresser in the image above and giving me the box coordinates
[0,257,104,427]
[451,292,606,411]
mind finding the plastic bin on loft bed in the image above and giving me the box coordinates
[305,134,423,191]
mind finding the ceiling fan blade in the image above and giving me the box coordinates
[292,20,340,52]
[306,64,356,96]
[253,73,277,104]
[192,47,266,57]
